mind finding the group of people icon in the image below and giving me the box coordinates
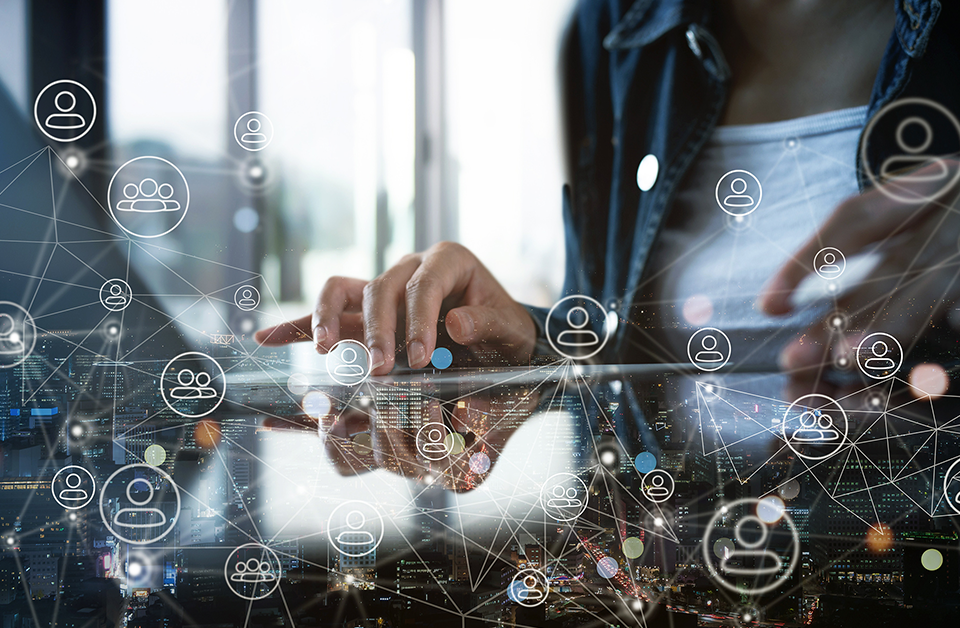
[545,484,583,510]
[45,91,86,131]
[117,178,180,213]
[113,478,167,529]
[0,313,23,355]
[230,558,278,583]
[791,410,841,443]
[170,368,218,400]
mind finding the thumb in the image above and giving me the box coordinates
[445,305,534,351]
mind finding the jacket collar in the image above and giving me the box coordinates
[603,0,704,50]
[895,0,940,58]
[604,0,942,58]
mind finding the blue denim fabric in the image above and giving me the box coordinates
[527,0,958,364]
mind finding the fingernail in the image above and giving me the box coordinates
[254,328,271,342]
[457,313,475,339]
[409,340,426,367]
[314,326,327,347]
[370,347,385,370]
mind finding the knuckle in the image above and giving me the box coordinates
[431,240,466,258]
[405,272,438,297]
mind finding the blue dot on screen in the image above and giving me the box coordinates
[431,347,453,369]
[634,452,657,474]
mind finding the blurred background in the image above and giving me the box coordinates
[0,0,572,332]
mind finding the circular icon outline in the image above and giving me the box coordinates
[416,423,455,461]
[687,327,731,372]
[702,497,800,595]
[99,278,133,312]
[943,458,960,516]
[160,351,226,418]
[33,79,97,143]
[233,111,274,152]
[861,97,960,204]
[326,500,384,558]
[510,568,549,607]
[224,542,282,600]
[52,465,96,510]
[813,247,846,280]
[545,295,611,360]
[540,472,589,522]
[782,394,849,461]
[715,169,762,217]
[856,332,903,380]
[107,156,190,239]
[98,463,181,545]
[326,339,372,386]
[0,301,37,370]
[641,469,675,504]
[234,285,261,311]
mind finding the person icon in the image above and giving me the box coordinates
[333,347,366,378]
[644,473,671,499]
[421,428,448,454]
[0,313,23,355]
[721,177,756,210]
[817,252,841,275]
[44,91,86,130]
[58,473,89,503]
[104,283,129,307]
[545,484,582,510]
[231,558,277,583]
[170,369,218,400]
[720,515,783,576]
[113,478,166,529]
[237,289,257,309]
[880,116,950,183]
[694,335,725,363]
[556,306,600,347]
[864,340,896,371]
[117,179,180,213]
[335,510,376,547]
[791,411,840,443]
[519,574,544,602]
[240,118,268,145]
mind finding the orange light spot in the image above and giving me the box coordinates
[194,419,222,449]
[866,524,893,552]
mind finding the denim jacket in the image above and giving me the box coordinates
[527,0,959,363]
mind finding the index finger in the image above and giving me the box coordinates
[403,243,474,368]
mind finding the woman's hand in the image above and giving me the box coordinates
[759,160,960,398]
[255,241,537,374]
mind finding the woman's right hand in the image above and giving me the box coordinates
[254,241,537,374]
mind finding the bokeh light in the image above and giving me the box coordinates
[194,419,221,449]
